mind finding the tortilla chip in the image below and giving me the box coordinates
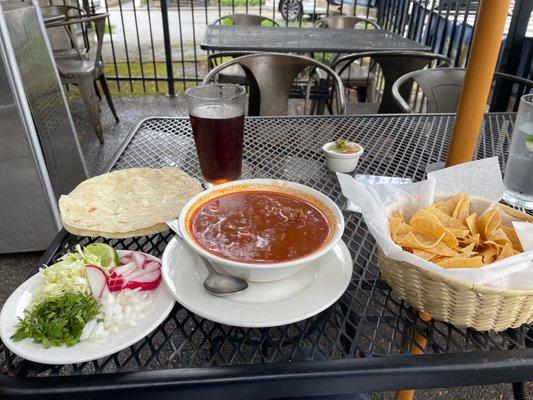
[437,194,467,217]
[476,209,501,239]
[479,245,499,264]
[389,215,403,241]
[487,228,512,248]
[454,197,471,221]
[465,213,479,236]
[460,242,477,255]
[501,225,524,252]
[413,249,437,261]
[397,232,459,257]
[459,233,481,247]
[449,228,470,238]
[426,206,467,229]
[409,209,458,248]
[496,243,514,261]
[496,204,533,223]
[436,256,484,268]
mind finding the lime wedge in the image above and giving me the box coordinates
[84,243,120,268]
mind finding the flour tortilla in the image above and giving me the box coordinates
[59,168,202,238]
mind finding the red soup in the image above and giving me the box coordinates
[188,190,331,263]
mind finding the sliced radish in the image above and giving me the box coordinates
[132,252,147,268]
[124,269,161,291]
[107,277,124,292]
[86,265,107,298]
[110,261,138,277]
[144,260,161,270]
[119,252,133,265]
[123,267,156,282]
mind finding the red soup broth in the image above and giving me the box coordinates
[188,190,332,263]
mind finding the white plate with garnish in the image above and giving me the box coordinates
[162,237,353,328]
[0,248,174,365]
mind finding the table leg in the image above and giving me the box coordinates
[512,382,526,400]
[395,310,432,400]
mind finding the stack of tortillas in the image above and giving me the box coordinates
[59,168,202,238]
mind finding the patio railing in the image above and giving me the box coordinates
[47,0,532,107]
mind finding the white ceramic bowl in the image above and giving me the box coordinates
[177,179,345,282]
[322,141,364,173]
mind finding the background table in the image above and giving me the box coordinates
[1,114,531,399]
[201,25,431,53]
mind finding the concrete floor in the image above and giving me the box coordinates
[0,95,530,399]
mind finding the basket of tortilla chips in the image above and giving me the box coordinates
[378,195,533,331]
[337,158,533,331]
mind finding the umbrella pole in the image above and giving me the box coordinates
[396,2,512,399]
[445,0,512,167]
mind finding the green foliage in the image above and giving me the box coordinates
[104,22,116,35]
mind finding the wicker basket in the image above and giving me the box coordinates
[377,247,533,331]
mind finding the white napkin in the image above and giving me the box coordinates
[337,157,533,290]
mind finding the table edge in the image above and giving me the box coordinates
[1,349,532,398]
[200,25,431,52]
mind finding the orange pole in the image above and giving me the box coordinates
[445,0,512,167]
[395,311,432,400]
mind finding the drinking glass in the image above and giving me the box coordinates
[503,94,533,209]
[185,84,246,186]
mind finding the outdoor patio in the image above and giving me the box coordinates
[1,93,531,399]
[1,0,532,398]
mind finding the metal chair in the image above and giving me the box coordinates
[212,13,279,26]
[40,5,87,60]
[209,14,278,85]
[207,51,250,85]
[313,16,380,103]
[332,51,452,113]
[313,15,380,29]
[203,53,346,116]
[47,13,119,143]
[392,67,533,113]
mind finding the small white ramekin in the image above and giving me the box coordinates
[322,142,364,173]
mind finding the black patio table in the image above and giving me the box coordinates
[1,113,532,399]
[201,25,431,53]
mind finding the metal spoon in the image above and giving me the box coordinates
[165,220,248,296]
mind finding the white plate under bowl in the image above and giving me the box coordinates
[162,237,353,328]
[0,250,175,365]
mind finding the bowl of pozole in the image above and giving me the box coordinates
[178,179,345,282]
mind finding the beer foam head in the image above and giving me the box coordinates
[190,103,243,119]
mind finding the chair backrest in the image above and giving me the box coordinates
[207,51,252,70]
[46,13,108,68]
[203,53,346,116]
[392,68,464,113]
[392,67,533,113]
[212,13,279,27]
[40,5,85,17]
[332,51,452,113]
[41,5,86,52]
[313,15,380,30]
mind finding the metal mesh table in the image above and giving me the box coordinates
[1,114,532,399]
[201,26,431,53]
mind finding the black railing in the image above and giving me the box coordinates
[379,0,533,110]
[46,0,531,106]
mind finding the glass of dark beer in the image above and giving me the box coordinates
[185,84,246,186]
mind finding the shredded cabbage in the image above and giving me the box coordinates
[31,245,103,307]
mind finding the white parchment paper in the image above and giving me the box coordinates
[337,157,533,290]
